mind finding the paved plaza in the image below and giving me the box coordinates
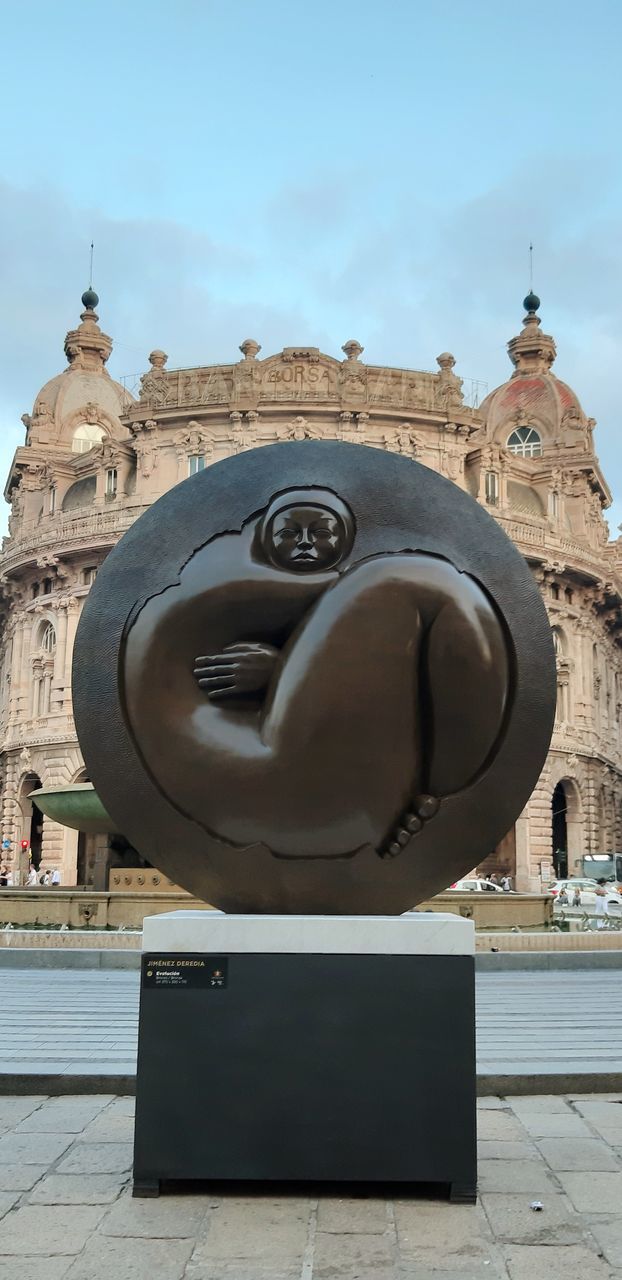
[0,1093,620,1277]
[1,967,622,1083]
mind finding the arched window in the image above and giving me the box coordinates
[41,623,56,654]
[72,423,105,454]
[507,426,543,458]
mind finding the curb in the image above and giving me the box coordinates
[1,1070,620,1098]
[477,1072,622,1096]
[0,1073,137,1096]
[2,948,622,971]
[0,949,141,969]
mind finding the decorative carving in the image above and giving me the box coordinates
[394,423,418,456]
[341,340,364,362]
[174,421,214,461]
[263,357,336,401]
[282,416,321,442]
[239,339,261,361]
[139,351,169,406]
[133,420,159,478]
[229,411,256,453]
[435,353,464,408]
[339,361,367,401]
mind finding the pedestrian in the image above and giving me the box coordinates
[595,878,609,930]
[501,874,512,892]
[26,863,38,887]
[572,886,582,907]
[39,869,51,886]
[0,865,7,888]
[557,886,569,905]
[5,869,13,887]
[50,868,61,887]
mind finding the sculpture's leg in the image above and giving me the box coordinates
[210,558,426,854]
[127,553,508,861]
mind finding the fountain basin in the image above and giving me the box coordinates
[29,784,117,834]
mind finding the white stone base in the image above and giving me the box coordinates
[142,910,474,956]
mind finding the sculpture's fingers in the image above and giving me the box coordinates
[200,675,238,690]
[193,662,237,677]
[195,654,239,665]
[206,686,239,701]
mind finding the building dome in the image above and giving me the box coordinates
[24,291,134,449]
[478,295,589,452]
[479,370,586,444]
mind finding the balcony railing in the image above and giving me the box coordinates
[497,515,616,581]
[0,504,151,573]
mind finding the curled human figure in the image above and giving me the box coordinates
[122,487,511,860]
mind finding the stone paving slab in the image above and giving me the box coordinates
[0,1094,619,1277]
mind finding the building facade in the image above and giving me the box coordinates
[1,289,620,890]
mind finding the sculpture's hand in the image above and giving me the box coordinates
[193,643,280,701]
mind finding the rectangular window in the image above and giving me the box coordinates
[549,491,559,518]
[485,471,499,505]
[106,468,118,498]
[188,455,206,476]
[49,488,56,515]
[83,566,98,586]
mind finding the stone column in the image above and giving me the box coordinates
[39,814,65,880]
[514,811,532,892]
[0,751,23,880]
[62,598,81,717]
[525,761,555,888]
[51,602,69,713]
[8,613,26,727]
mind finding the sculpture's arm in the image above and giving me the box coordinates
[423,580,511,797]
[193,642,281,701]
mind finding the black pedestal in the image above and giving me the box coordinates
[133,949,476,1201]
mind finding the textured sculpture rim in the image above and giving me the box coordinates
[72,440,556,915]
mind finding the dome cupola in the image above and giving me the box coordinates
[507,292,556,377]
[22,289,134,449]
[478,293,591,456]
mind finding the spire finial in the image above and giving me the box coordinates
[522,243,540,316]
[81,243,99,312]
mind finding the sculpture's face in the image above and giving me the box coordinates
[268,504,346,572]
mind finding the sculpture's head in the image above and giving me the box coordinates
[257,488,355,573]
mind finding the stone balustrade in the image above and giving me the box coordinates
[0,503,151,575]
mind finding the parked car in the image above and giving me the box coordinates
[448,878,504,893]
[551,878,622,915]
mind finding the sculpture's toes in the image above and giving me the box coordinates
[379,794,441,860]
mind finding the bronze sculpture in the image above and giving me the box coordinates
[123,486,510,863]
[73,441,555,913]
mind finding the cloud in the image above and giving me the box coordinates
[1,160,621,539]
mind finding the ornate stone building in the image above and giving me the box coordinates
[1,288,620,889]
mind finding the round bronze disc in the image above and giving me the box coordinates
[73,440,555,913]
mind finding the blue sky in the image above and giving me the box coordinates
[1,0,621,531]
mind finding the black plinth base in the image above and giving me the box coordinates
[133,951,476,1201]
